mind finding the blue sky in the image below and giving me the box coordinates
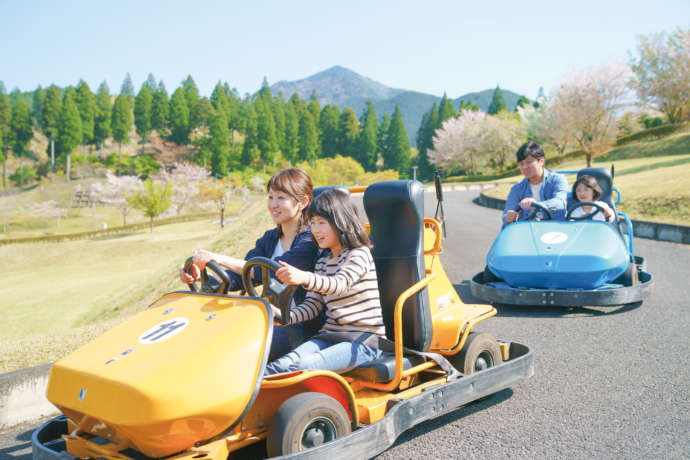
[1,0,688,100]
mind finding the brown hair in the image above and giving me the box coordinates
[266,169,313,236]
[308,189,371,249]
[572,175,602,201]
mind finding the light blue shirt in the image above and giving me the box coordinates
[502,168,568,226]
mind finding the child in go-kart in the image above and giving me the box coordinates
[570,175,614,222]
[180,169,324,360]
[264,188,385,375]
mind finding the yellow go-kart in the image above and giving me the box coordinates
[33,179,533,460]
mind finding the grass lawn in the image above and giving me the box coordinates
[0,196,273,372]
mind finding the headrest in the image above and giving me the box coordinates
[577,167,613,202]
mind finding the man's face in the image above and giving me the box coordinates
[518,155,545,182]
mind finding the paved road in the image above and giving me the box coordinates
[2,190,688,459]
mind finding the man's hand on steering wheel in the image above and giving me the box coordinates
[525,202,553,221]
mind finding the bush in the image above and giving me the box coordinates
[10,166,37,186]
[615,123,687,146]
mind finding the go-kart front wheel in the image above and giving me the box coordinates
[452,332,503,374]
[266,392,351,457]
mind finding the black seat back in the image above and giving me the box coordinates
[363,180,432,352]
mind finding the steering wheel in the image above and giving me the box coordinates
[566,201,607,221]
[242,257,297,326]
[183,257,230,294]
[525,202,553,221]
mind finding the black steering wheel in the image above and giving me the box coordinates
[525,202,553,221]
[566,201,607,221]
[242,257,297,326]
[183,257,231,294]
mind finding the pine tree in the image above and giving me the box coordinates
[272,95,286,155]
[209,111,230,178]
[488,85,507,114]
[241,104,260,167]
[94,82,112,153]
[143,73,157,92]
[338,108,359,160]
[298,110,318,164]
[32,85,45,127]
[134,86,153,152]
[377,113,391,166]
[182,75,201,130]
[194,97,214,132]
[384,105,411,176]
[151,82,169,134]
[438,93,457,122]
[319,104,340,158]
[169,87,190,144]
[308,90,321,127]
[75,80,96,149]
[210,82,229,114]
[0,81,6,95]
[515,95,531,110]
[283,102,300,164]
[256,99,278,166]
[120,73,135,101]
[42,85,62,173]
[359,100,379,171]
[0,93,10,187]
[56,93,81,182]
[111,93,133,175]
[415,104,439,181]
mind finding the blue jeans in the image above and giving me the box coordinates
[268,309,326,361]
[264,337,382,376]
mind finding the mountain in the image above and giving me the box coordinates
[270,66,527,143]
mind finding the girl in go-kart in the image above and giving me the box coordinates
[180,168,324,360]
[264,188,385,375]
[570,175,614,222]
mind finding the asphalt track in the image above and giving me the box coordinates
[2,190,688,459]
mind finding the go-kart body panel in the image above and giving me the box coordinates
[45,292,272,458]
[487,221,629,289]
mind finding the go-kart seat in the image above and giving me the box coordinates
[345,180,432,382]
[567,167,618,223]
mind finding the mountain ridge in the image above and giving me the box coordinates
[270,66,526,143]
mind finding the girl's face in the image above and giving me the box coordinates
[310,215,342,255]
[575,183,595,202]
[267,188,303,226]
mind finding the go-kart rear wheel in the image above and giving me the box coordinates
[266,392,351,457]
[452,332,503,374]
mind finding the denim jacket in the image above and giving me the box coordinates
[502,169,568,226]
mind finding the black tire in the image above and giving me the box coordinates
[482,266,500,283]
[614,262,639,287]
[451,332,503,374]
[266,392,351,457]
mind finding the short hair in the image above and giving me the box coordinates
[572,175,602,201]
[267,169,313,235]
[516,141,545,162]
[308,189,371,249]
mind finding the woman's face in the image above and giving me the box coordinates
[575,183,595,202]
[267,188,303,225]
[310,215,342,254]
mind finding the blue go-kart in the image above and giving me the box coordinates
[471,167,653,307]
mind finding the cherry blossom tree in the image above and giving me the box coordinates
[629,28,690,123]
[198,178,234,228]
[92,172,143,225]
[151,161,210,215]
[428,110,487,175]
[518,96,573,155]
[481,113,524,170]
[551,63,630,166]
[30,200,68,228]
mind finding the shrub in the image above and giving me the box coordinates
[10,166,37,186]
[615,123,687,146]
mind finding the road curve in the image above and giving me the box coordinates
[2,190,688,460]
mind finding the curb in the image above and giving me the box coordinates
[475,191,690,245]
[0,363,57,431]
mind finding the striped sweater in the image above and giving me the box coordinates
[288,246,385,344]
